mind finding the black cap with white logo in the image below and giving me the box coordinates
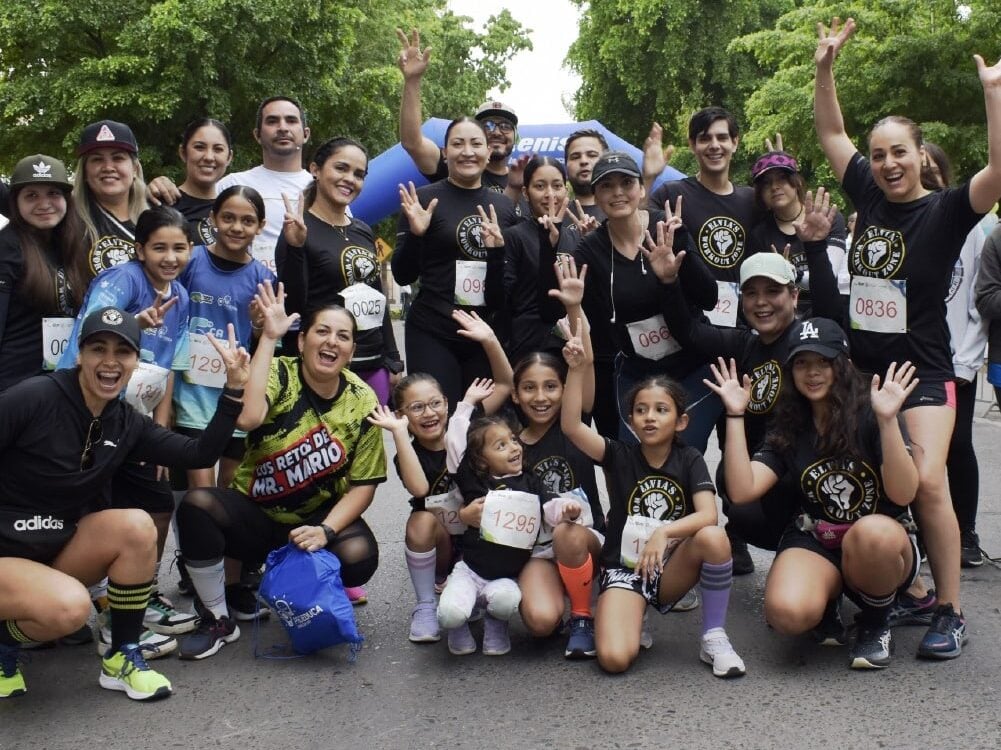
[79,306,141,353]
[589,151,641,186]
[785,317,849,364]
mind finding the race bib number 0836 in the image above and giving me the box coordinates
[849,277,906,334]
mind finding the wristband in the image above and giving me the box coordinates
[320,524,338,545]
[725,413,745,418]
[222,386,245,399]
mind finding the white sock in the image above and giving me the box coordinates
[186,559,227,619]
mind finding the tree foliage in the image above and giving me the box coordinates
[0,0,530,178]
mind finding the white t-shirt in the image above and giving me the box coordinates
[216,165,313,274]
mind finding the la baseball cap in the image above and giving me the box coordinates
[751,151,798,182]
[77,120,139,156]
[9,154,73,190]
[79,306,141,352]
[589,151,641,186]
[474,101,518,126]
[785,317,849,363]
[739,252,797,288]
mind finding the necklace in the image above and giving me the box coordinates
[308,206,351,239]
[776,204,804,223]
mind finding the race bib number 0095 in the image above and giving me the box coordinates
[454,260,487,307]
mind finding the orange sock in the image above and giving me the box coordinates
[558,557,594,618]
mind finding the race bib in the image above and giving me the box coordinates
[425,487,467,536]
[340,283,385,332]
[42,317,74,370]
[626,314,680,360]
[849,277,906,334]
[251,239,277,276]
[124,361,170,416]
[454,260,487,306]
[706,281,739,328]
[620,515,669,570]
[186,333,228,388]
[480,489,541,550]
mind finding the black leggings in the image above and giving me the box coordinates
[404,321,490,412]
[176,488,379,587]
[947,377,979,531]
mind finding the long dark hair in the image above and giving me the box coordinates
[767,354,870,457]
[303,137,368,209]
[8,185,88,312]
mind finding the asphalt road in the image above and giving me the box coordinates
[5,358,1001,750]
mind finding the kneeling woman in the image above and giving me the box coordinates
[176,282,386,659]
[0,307,248,701]
[709,318,920,670]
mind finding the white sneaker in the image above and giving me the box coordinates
[144,591,198,635]
[640,612,653,649]
[97,611,177,660]
[699,627,745,678]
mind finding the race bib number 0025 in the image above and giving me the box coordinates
[480,490,541,550]
[340,283,385,332]
[849,277,906,334]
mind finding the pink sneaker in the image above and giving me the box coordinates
[345,586,368,606]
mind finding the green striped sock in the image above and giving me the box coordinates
[107,579,153,653]
[0,620,31,646]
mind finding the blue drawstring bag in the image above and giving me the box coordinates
[258,543,363,656]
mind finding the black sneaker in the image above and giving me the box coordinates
[59,623,95,646]
[225,584,268,622]
[917,604,968,660]
[178,615,240,660]
[811,597,847,647]
[240,564,264,591]
[850,620,893,669]
[960,529,984,568]
[728,530,754,575]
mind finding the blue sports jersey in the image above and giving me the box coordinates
[173,245,276,429]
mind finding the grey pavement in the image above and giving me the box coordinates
[5,341,1001,749]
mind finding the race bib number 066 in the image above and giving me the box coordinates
[481,490,541,549]
[626,314,681,361]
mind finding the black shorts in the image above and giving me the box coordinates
[0,509,77,563]
[110,461,175,514]
[776,524,920,607]
[901,380,956,411]
[598,547,689,614]
[174,425,246,461]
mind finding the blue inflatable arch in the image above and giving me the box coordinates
[351,118,686,225]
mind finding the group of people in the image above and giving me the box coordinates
[1,17,1000,702]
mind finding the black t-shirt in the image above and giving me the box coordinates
[649,177,758,283]
[456,469,551,580]
[83,201,136,277]
[392,180,518,342]
[277,213,400,370]
[544,211,716,375]
[0,228,78,392]
[174,190,217,246]
[521,420,606,532]
[394,440,451,512]
[749,210,848,316]
[842,153,983,381]
[753,409,908,523]
[600,439,715,569]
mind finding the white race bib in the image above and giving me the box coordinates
[42,317,74,370]
[620,515,669,570]
[706,281,739,328]
[185,333,228,388]
[340,283,386,332]
[425,487,467,536]
[849,277,907,334]
[454,260,487,306]
[626,314,680,360]
[124,361,170,416]
[480,489,541,550]
[251,239,277,276]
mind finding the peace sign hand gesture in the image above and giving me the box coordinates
[399,181,437,236]
[396,27,432,81]
[206,323,252,389]
[642,196,685,283]
[560,316,588,370]
[538,195,569,247]
[282,192,307,247]
[815,17,856,68]
[974,52,1001,91]
[794,187,837,243]
[476,204,504,248]
[764,132,785,153]
[565,200,599,237]
[136,291,178,330]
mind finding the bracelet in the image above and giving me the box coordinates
[222,386,245,399]
[725,413,745,418]
[251,321,263,331]
[320,524,338,544]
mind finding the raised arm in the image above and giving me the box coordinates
[870,362,919,506]
[368,405,429,497]
[452,309,512,413]
[813,17,859,183]
[397,28,442,175]
[560,319,605,462]
[968,53,1001,214]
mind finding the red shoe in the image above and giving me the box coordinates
[345,586,368,606]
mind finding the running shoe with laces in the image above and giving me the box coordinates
[225,583,268,622]
[99,643,172,701]
[850,620,893,669]
[699,628,746,678]
[564,616,596,659]
[482,615,511,656]
[887,589,937,627]
[812,597,847,647]
[960,529,984,568]
[447,623,476,655]
[640,612,653,650]
[0,643,26,698]
[178,613,240,660]
[345,585,368,606]
[672,589,700,612]
[96,610,176,660]
[917,604,967,660]
[144,591,198,635]
[409,602,440,643]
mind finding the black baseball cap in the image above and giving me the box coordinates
[77,120,139,156]
[590,151,641,186]
[79,306,141,352]
[785,317,849,364]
